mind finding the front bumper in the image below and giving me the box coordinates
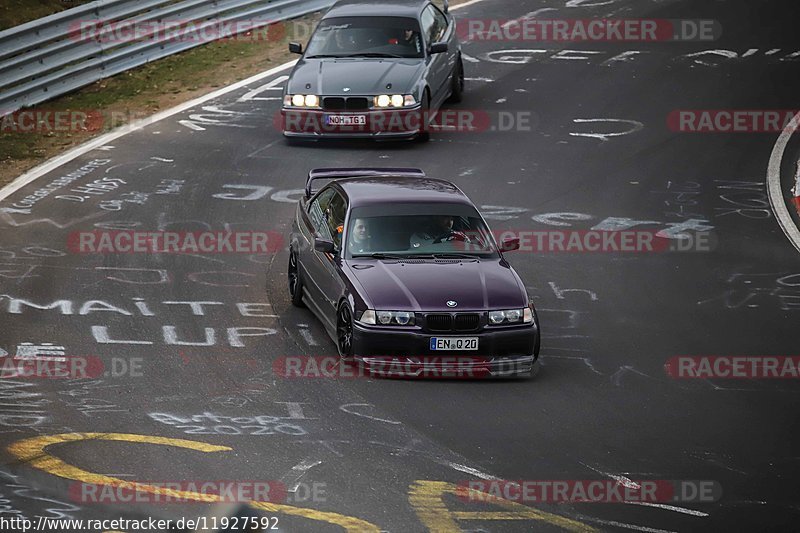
[280,106,423,139]
[358,355,539,378]
[351,321,539,378]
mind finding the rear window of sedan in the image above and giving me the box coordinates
[306,17,424,59]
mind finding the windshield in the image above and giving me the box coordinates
[305,17,424,59]
[345,203,498,258]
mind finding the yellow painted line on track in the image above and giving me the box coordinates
[8,433,380,532]
[408,480,596,532]
[8,433,230,503]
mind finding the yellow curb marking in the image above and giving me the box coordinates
[409,480,596,532]
[9,433,380,532]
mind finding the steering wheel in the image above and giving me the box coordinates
[433,230,471,244]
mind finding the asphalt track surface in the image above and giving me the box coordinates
[0,0,799,531]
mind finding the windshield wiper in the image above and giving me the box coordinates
[431,253,483,260]
[305,54,345,59]
[342,53,405,58]
[352,253,433,260]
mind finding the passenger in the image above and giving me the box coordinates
[350,218,372,254]
[333,29,358,53]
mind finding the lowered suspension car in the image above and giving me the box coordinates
[288,168,540,377]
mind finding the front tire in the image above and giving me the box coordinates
[288,250,305,307]
[448,57,464,103]
[336,303,355,359]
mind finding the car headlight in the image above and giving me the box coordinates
[376,94,391,108]
[395,311,413,325]
[489,309,532,325]
[370,310,415,326]
[284,94,321,108]
[373,94,416,108]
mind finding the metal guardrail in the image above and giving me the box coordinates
[0,0,334,116]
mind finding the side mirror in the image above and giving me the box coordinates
[314,237,336,254]
[443,0,449,13]
[429,42,448,54]
[289,42,303,54]
[499,238,520,252]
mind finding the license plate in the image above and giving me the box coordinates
[430,337,479,351]
[325,115,366,126]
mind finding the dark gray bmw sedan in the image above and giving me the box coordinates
[280,0,464,141]
[288,168,541,378]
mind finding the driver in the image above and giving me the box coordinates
[400,29,417,43]
[410,215,470,249]
[391,28,420,52]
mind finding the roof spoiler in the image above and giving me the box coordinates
[305,167,426,198]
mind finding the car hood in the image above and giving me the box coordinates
[288,58,424,96]
[346,259,528,312]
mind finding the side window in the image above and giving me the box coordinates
[308,187,347,251]
[309,188,336,239]
[422,5,447,45]
[326,192,347,250]
[430,5,447,42]
[420,7,436,46]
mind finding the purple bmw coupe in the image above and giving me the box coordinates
[288,168,540,378]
